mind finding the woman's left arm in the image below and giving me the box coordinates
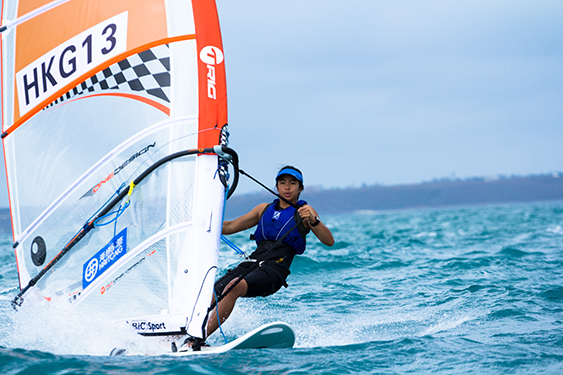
[298,205,335,246]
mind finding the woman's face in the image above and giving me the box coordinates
[276,175,303,204]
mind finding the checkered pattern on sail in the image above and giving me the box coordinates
[44,44,171,109]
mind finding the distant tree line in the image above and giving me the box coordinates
[0,173,561,234]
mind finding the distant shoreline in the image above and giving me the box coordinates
[1,173,562,234]
[224,173,563,219]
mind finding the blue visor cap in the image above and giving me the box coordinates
[276,168,303,184]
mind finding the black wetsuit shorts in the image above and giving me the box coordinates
[214,241,295,298]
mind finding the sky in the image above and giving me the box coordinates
[214,0,563,194]
[0,0,562,205]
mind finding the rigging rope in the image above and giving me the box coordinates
[213,289,229,344]
[220,235,246,257]
[93,180,136,241]
[239,169,300,209]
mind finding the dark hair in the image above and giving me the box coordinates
[276,165,304,189]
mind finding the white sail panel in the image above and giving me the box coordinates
[1,0,231,342]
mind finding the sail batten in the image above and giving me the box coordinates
[2,0,230,341]
[0,0,71,33]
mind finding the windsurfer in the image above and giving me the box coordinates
[187,166,333,349]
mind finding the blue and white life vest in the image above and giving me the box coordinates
[254,199,308,254]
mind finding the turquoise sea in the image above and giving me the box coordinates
[0,201,562,374]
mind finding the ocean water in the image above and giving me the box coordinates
[0,201,562,374]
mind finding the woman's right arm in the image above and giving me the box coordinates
[222,203,269,235]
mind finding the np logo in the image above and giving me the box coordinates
[199,46,223,100]
[82,228,127,289]
[199,46,224,65]
[273,211,281,220]
[84,258,99,283]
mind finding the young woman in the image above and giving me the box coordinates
[206,165,334,340]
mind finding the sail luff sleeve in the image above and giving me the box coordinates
[193,0,227,148]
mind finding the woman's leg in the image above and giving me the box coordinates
[207,278,248,336]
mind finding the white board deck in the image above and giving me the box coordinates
[172,322,295,356]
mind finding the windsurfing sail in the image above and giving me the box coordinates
[1,0,236,340]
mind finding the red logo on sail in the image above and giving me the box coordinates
[80,142,156,199]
